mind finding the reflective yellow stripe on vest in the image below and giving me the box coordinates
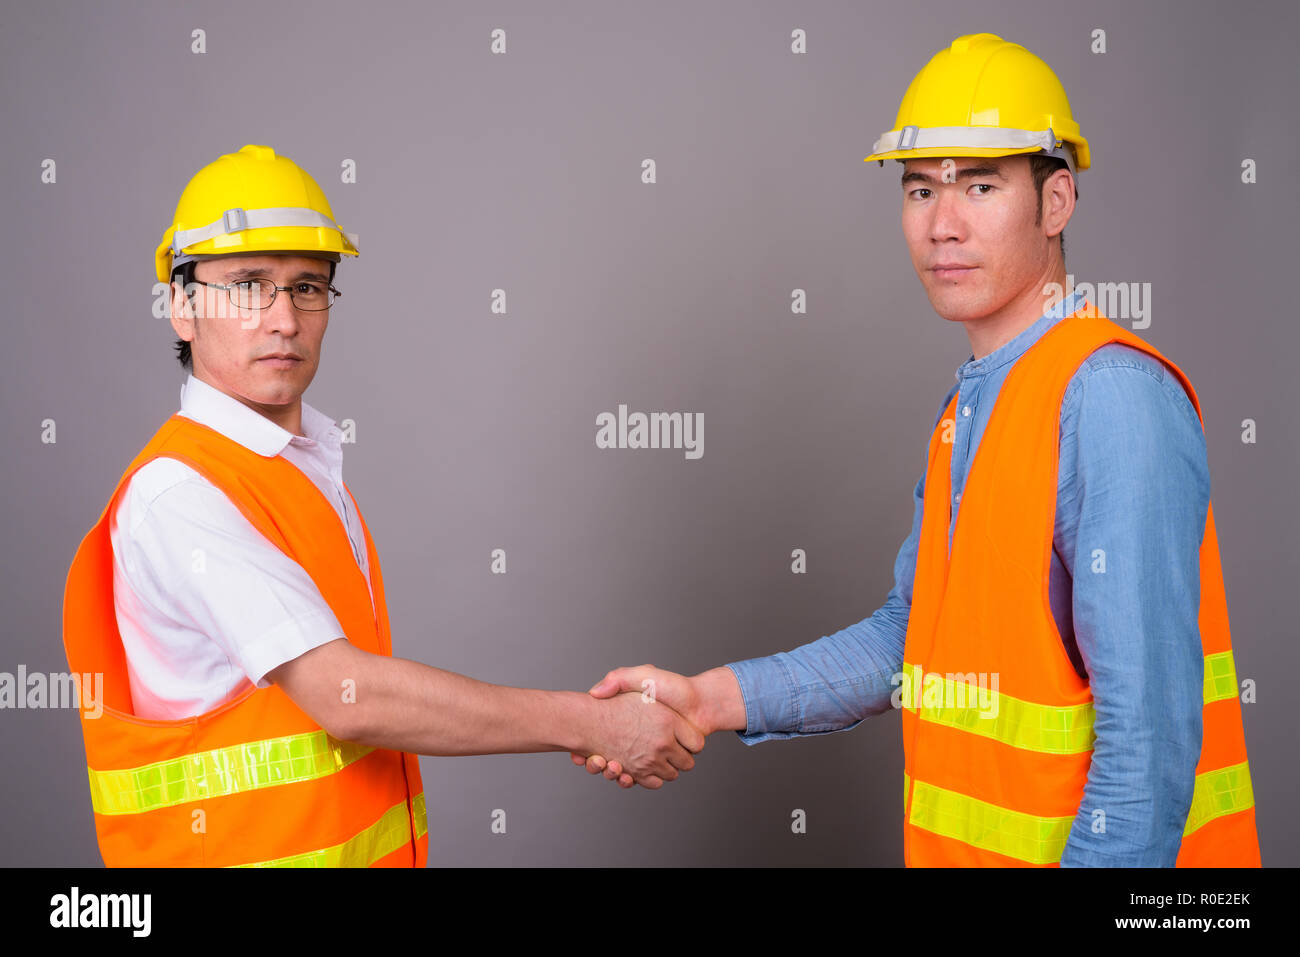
[1202,651,1239,704]
[232,791,428,868]
[87,730,374,815]
[903,760,1256,863]
[898,661,1096,754]
[901,653,1240,756]
[904,772,1074,865]
[1184,761,1253,837]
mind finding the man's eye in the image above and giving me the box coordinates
[296,282,323,294]
[971,184,994,195]
[909,188,932,199]
[233,281,257,291]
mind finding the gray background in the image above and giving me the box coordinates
[2,0,1295,866]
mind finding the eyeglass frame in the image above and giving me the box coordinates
[185,276,342,312]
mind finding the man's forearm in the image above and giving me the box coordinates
[301,643,604,756]
[722,607,908,742]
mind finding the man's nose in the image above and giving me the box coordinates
[928,188,967,243]
[257,286,304,333]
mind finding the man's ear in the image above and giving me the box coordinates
[1042,167,1076,240]
[169,280,196,339]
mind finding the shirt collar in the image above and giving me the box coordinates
[177,374,341,458]
[953,288,1088,382]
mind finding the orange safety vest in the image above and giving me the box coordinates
[62,413,429,867]
[899,303,1260,866]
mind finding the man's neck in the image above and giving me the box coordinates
[964,267,1069,360]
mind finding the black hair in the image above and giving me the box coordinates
[171,258,338,370]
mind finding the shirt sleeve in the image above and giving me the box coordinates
[1055,348,1208,867]
[117,464,350,689]
[725,383,959,743]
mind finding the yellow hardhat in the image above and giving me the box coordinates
[863,33,1090,173]
[155,143,358,284]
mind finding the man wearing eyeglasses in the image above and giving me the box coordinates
[61,143,703,868]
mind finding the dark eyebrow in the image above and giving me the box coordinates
[901,165,1007,187]
[222,266,330,282]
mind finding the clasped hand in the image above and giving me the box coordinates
[571,665,711,789]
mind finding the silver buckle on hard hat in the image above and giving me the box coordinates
[1041,128,1079,176]
[897,125,920,150]
[222,208,249,233]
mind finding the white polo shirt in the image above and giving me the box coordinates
[109,374,372,720]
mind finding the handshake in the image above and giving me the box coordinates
[566,664,743,789]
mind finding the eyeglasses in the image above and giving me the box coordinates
[190,278,341,312]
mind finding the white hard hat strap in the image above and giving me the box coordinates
[872,125,1077,175]
[171,206,358,256]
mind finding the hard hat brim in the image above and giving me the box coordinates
[864,143,1048,164]
[155,224,358,284]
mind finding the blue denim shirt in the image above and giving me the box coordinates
[726,289,1209,866]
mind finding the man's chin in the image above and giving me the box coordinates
[925,290,988,324]
[246,374,312,406]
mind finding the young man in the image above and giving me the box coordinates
[577,34,1260,867]
[62,143,703,867]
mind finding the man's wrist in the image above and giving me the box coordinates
[692,666,745,735]
[549,689,601,755]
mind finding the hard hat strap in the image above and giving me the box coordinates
[171,206,359,256]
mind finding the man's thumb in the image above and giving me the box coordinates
[587,673,624,698]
